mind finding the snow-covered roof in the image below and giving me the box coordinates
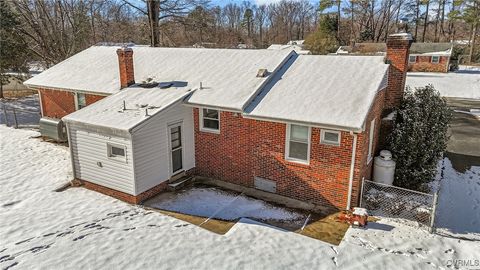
[63,85,193,132]
[25,46,293,110]
[267,44,311,55]
[24,46,121,95]
[245,55,389,131]
[336,42,452,56]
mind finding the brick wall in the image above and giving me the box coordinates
[39,88,107,118]
[408,56,449,73]
[385,35,412,110]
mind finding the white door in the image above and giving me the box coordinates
[169,123,183,175]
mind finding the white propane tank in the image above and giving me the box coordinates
[373,150,396,185]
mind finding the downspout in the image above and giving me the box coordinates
[37,89,44,117]
[346,132,358,210]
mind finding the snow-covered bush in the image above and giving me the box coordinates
[388,85,452,192]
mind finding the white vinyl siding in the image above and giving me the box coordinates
[69,125,135,194]
[367,118,375,164]
[321,130,341,145]
[132,102,195,195]
[285,124,311,164]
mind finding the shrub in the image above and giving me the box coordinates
[388,85,452,191]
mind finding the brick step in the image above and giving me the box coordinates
[167,176,194,191]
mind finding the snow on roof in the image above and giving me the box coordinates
[132,47,293,111]
[267,44,311,55]
[25,46,293,110]
[63,85,192,132]
[24,46,121,94]
[337,42,452,56]
[245,55,389,131]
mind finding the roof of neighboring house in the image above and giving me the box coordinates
[63,85,192,132]
[267,44,311,55]
[25,46,293,111]
[336,42,452,56]
[245,55,389,131]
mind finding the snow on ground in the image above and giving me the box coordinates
[1,126,479,269]
[148,187,305,222]
[433,158,480,240]
[406,65,480,99]
[0,95,41,126]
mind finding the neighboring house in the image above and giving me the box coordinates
[268,40,311,55]
[24,33,413,212]
[336,42,452,73]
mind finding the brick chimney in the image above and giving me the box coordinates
[385,33,413,109]
[116,47,135,89]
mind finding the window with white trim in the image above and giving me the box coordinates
[107,143,126,161]
[200,108,220,132]
[286,124,310,163]
[367,118,375,163]
[431,56,440,63]
[321,130,341,146]
[75,93,86,110]
[409,55,417,63]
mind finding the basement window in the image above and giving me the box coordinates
[321,130,341,146]
[200,108,220,133]
[431,56,440,63]
[75,93,86,110]
[107,143,126,161]
[286,124,310,164]
[409,55,417,63]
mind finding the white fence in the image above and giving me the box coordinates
[360,179,438,232]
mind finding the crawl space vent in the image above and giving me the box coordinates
[254,176,276,193]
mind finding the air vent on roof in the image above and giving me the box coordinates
[138,78,159,88]
[159,82,174,89]
[257,69,269,78]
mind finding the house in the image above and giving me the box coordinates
[268,40,311,55]
[336,42,452,73]
[24,33,413,211]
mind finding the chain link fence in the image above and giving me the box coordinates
[360,179,438,231]
[1,99,41,129]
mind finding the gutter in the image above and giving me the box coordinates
[25,84,113,96]
[346,132,358,210]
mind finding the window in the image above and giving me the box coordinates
[200,108,220,132]
[321,130,341,145]
[75,93,86,110]
[431,56,440,63]
[409,55,417,63]
[286,124,310,164]
[107,143,126,161]
[367,118,375,163]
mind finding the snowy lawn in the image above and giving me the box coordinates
[1,125,479,269]
[406,65,480,99]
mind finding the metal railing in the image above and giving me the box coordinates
[360,179,438,232]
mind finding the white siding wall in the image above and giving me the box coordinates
[132,102,195,194]
[69,125,135,194]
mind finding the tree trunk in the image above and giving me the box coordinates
[414,0,420,40]
[0,80,4,99]
[147,0,160,47]
[469,21,478,63]
[337,0,341,39]
[422,0,430,42]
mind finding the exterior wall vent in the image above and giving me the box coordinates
[254,176,276,193]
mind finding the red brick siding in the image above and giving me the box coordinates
[79,179,167,204]
[408,56,449,73]
[116,48,135,88]
[194,109,367,210]
[39,88,107,118]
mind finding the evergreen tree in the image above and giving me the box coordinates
[304,14,339,54]
[388,86,452,191]
[0,0,28,98]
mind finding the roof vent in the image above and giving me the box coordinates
[138,77,159,88]
[159,82,174,89]
[256,69,269,78]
